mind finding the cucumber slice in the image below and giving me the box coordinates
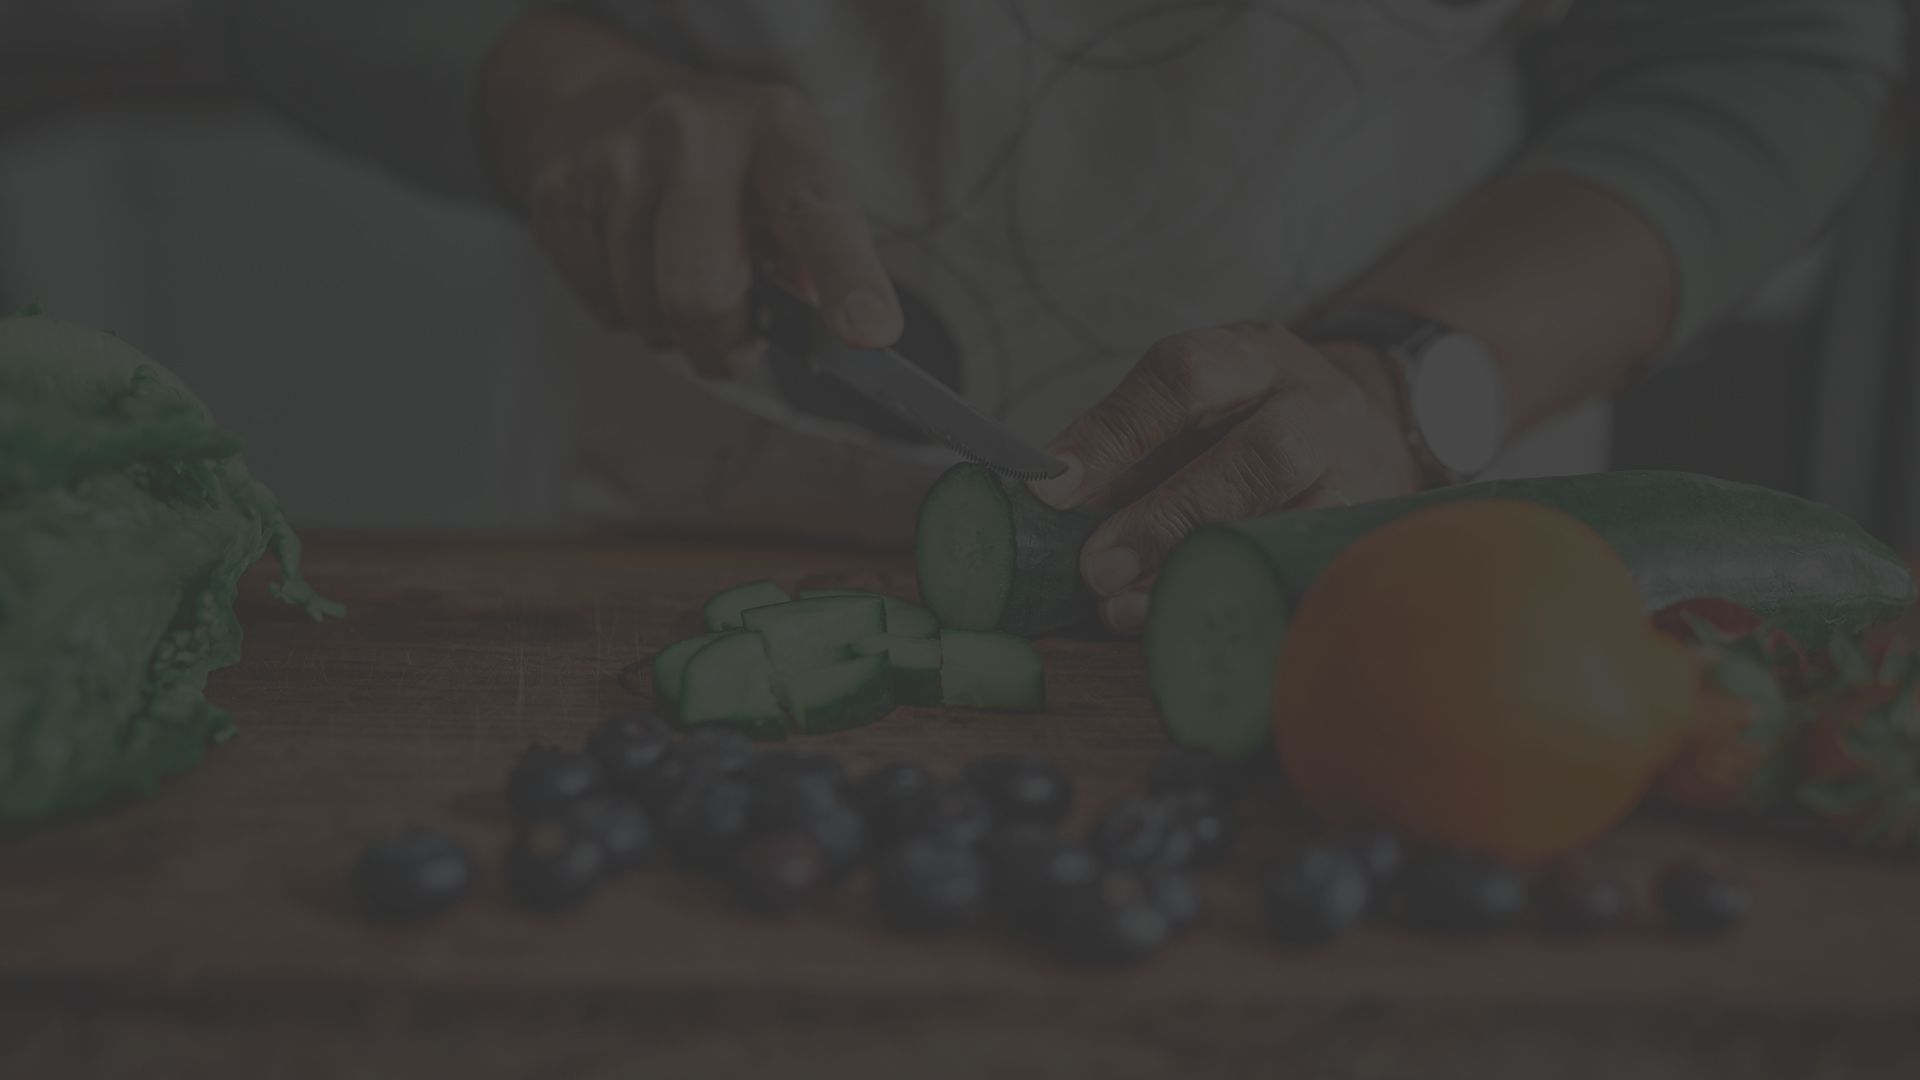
[915,464,1103,637]
[938,630,1045,712]
[800,589,939,638]
[651,633,719,713]
[1148,471,1919,759]
[742,595,888,673]
[703,580,792,632]
[676,631,786,739]
[854,633,943,705]
[780,655,897,733]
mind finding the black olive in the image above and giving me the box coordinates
[908,782,997,849]
[743,750,847,795]
[1145,747,1239,807]
[1052,869,1172,965]
[1401,849,1529,935]
[582,711,674,792]
[1143,870,1203,933]
[562,795,657,874]
[1344,827,1407,892]
[665,778,757,872]
[506,745,603,819]
[1658,860,1752,935]
[351,828,476,921]
[851,762,937,845]
[1260,845,1371,946]
[983,825,1100,933]
[1536,862,1628,936]
[680,727,756,771]
[1088,797,1196,872]
[750,781,868,877]
[1169,791,1237,871]
[963,753,1074,827]
[732,832,834,915]
[872,838,990,932]
[505,820,606,914]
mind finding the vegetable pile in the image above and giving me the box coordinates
[650,580,1046,738]
[1652,598,1920,857]
[0,309,338,823]
[355,714,1753,961]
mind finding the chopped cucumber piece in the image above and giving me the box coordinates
[651,633,719,713]
[676,632,786,739]
[854,633,943,705]
[742,595,888,674]
[915,464,1102,637]
[703,580,792,632]
[800,588,939,638]
[938,630,1045,712]
[780,655,897,734]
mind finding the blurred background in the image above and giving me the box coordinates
[2,0,1917,541]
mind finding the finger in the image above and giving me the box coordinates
[649,92,758,375]
[1077,395,1328,598]
[529,164,620,326]
[597,137,670,347]
[1029,326,1286,511]
[749,86,902,347]
[1100,583,1155,637]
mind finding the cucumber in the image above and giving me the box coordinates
[651,633,718,713]
[800,588,940,638]
[676,631,786,739]
[742,595,889,673]
[915,464,1103,637]
[938,630,1046,712]
[854,633,943,705]
[780,655,897,733]
[1147,471,1918,758]
[703,580,792,632]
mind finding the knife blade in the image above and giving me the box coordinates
[751,277,1068,481]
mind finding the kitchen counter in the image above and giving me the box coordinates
[2,535,1917,1079]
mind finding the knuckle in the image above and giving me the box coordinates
[1136,496,1203,552]
[1224,433,1302,513]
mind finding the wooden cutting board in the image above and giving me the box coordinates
[2,535,1917,1080]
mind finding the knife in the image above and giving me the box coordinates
[749,277,1068,482]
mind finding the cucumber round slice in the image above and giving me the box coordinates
[914,464,1101,637]
[1145,528,1289,758]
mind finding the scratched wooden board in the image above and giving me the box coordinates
[2,536,1918,1079]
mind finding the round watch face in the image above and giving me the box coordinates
[1408,334,1507,477]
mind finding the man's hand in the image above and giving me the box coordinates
[1029,324,1426,634]
[482,12,900,375]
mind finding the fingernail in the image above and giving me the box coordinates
[1027,456,1084,510]
[1104,592,1150,635]
[1085,546,1142,597]
[839,290,900,345]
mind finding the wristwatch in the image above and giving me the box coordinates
[1297,306,1509,486]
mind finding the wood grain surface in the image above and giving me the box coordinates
[3,535,1918,1079]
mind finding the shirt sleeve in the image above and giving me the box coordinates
[1514,0,1907,349]
[230,0,539,205]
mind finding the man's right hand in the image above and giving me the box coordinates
[481,11,902,377]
